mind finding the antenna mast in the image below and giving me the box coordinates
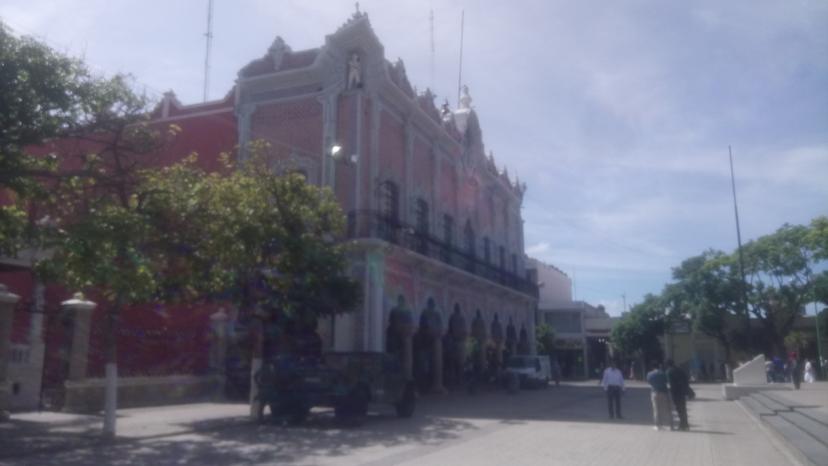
[203,0,214,102]
[429,9,435,90]
[457,9,464,106]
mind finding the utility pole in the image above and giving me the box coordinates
[815,301,825,379]
[729,146,752,352]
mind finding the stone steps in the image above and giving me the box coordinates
[752,392,792,413]
[739,393,828,466]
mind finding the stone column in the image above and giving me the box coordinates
[432,337,446,393]
[0,284,21,421]
[402,331,414,381]
[209,309,229,399]
[61,293,97,382]
[491,314,504,371]
[424,301,446,394]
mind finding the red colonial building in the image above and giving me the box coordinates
[0,11,537,412]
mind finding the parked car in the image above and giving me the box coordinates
[255,352,416,424]
[504,355,551,388]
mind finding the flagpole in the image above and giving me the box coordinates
[729,146,752,352]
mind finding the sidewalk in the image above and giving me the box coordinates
[0,403,250,461]
[1,382,821,465]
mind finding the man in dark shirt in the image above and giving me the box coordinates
[646,362,673,431]
[666,359,690,430]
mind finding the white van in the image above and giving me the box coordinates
[504,355,551,388]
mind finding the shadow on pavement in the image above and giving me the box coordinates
[3,383,735,465]
[6,413,477,466]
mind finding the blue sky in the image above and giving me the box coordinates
[2,0,826,315]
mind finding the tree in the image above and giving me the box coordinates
[665,250,743,363]
[535,323,556,357]
[141,150,361,408]
[1,22,155,255]
[36,89,177,437]
[741,223,818,355]
[610,294,665,374]
[4,26,182,436]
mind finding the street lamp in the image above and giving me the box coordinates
[330,144,342,157]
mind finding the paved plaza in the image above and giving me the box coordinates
[2,381,815,466]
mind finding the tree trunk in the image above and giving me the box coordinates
[103,301,121,438]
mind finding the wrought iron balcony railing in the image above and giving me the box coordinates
[346,210,539,297]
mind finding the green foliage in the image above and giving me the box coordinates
[784,331,811,353]
[0,204,27,257]
[741,223,816,353]
[1,22,159,257]
[535,323,556,356]
[140,151,361,323]
[610,294,665,363]
[656,217,827,358]
[808,216,828,260]
[664,250,743,359]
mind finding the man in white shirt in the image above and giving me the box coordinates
[601,360,625,419]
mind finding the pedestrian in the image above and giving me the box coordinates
[804,359,815,383]
[601,360,625,420]
[550,357,561,387]
[646,362,673,431]
[666,359,690,431]
[789,352,801,390]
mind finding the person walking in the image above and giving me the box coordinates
[804,359,815,383]
[790,352,801,390]
[646,362,673,431]
[666,359,690,431]
[601,360,625,420]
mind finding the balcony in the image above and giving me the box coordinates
[347,210,538,297]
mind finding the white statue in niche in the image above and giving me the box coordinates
[347,53,362,89]
[459,85,472,109]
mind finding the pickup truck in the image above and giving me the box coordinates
[255,352,416,424]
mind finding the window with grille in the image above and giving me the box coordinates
[381,181,400,222]
[464,220,475,258]
[415,199,429,234]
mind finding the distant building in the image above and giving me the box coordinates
[527,258,617,378]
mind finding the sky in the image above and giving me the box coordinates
[2,0,826,315]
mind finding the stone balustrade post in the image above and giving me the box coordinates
[209,309,229,375]
[61,293,97,382]
[209,309,229,400]
[0,284,21,421]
